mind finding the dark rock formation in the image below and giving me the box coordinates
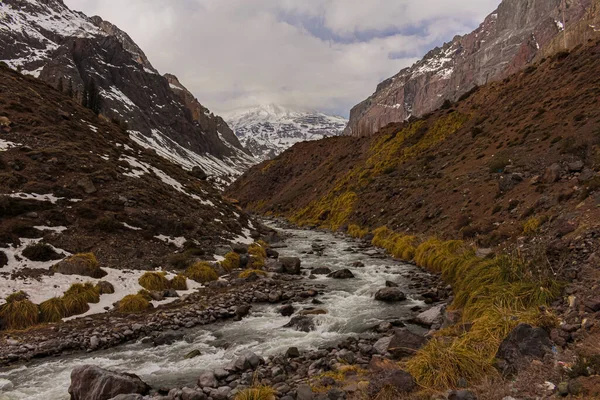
[495,324,553,375]
[68,365,150,400]
[344,0,598,137]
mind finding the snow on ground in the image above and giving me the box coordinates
[0,235,203,315]
[5,192,71,204]
[0,139,21,151]
[122,222,142,231]
[154,235,186,248]
[232,228,254,245]
[119,155,215,206]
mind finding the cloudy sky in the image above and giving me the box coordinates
[64,0,500,117]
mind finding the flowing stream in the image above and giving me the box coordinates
[0,223,426,400]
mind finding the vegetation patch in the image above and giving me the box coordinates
[39,297,68,323]
[119,294,152,314]
[220,252,241,272]
[234,386,276,400]
[248,243,268,269]
[0,292,39,330]
[239,269,268,279]
[138,271,171,291]
[348,224,369,239]
[51,253,106,278]
[185,262,218,283]
[372,227,417,260]
[523,216,542,235]
[169,274,188,290]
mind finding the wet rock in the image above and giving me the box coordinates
[235,305,251,320]
[197,370,218,388]
[385,281,399,287]
[266,248,279,259]
[284,316,315,332]
[299,308,328,316]
[184,350,201,359]
[374,288,406,302]
[327,269,355,279]
[229,350,264,371]
[152,331,185,347]
[495,324,553,375]
[0,378,14,391]
[352,262,365,268]
[286,347,300,358]
[279,257,302,275]
[312,267,332,275]
[69,365,150,400]
[268,291,282,303]
[279,304,295,317]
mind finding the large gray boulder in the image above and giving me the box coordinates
[374,287,407,302]
[279,257,301,274]
[374,329,427,359]
[69,365,150,400]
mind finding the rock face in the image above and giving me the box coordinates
[225,105,347,162]
[0,0,255,180]
[344,0,598,137]
[69,365,150,400]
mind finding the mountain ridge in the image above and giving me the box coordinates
[225,104,347,162]
[344,0,599,137]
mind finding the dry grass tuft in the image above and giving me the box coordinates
[169,274,188,290]
[138,271,171,291]
[119,294,151,313]
[39,297,67,323]
[0,298,39,330]
[186,262,218,283]
[239,269,268,279]
[234,386,276,400]
[220,252,241,272]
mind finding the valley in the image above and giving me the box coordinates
[1,0,600,399]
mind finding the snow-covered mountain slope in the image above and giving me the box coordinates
[0,0,255,183]
[225,105,347,161]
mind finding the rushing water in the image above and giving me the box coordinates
[0,223,426,400]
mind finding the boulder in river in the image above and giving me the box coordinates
[279,304,295,316]
[327,269,355,279]
[299,308,328,316]
[312,267,332,275]
[69,365,150,400]
[284,316,316,332]
[374,287,407,302]
[234,304,251,320]
[152,331,185,346]
[279,257,302,274]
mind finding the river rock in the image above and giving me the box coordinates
[185,350,201,359]
[69,365,150,400]
[495,324,553,375]
[266,248,279,259]
[0,378,14,391]
[385,281,399,287]
[296,384,314,400]
[228,350,264,371]
[279,257,302,274]
[284,316,316,332]
[235,305,251,320]
[197,370,218,388]
[328,269,355,279]
[152,331,185,346]
[286,347,300,358]
[374,288,406,302]
[352,261,365,268]
[374,329,427,358]
[415,304,446,326]
[312,267,332,275]
[299,308,328,316]
[279,304,295,316]
[181,387,207,400]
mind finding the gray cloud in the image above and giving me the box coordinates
[64,0,500,116]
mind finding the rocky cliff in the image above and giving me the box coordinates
[344,0,599,137]
[0,0,255,181]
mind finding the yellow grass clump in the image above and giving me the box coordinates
[64,283,100,304]
[234,386,276,400]
[348,224,369,239]
[0,297,39,330]
[185,262,218,283]
[239,269,268,279]
[248,243,268,269]
[523,216,542,235]
[138,271,171,291]
[372,227,418,260]
[169,274,188,291]
[39,297,68,323]
[220,252,241,272]
[119,294,151,313]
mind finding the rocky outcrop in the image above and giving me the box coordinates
[345,0,598,137]
[68,365,150,400]
[495,324,553,375]
[0,0,255,179]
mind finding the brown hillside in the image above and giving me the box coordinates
[0,64,253,271]
[228,39,600,252]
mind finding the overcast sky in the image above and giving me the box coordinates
[64,0,500,117]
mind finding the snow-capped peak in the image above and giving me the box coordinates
[224,105,348,162]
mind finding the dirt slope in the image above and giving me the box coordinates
[0,64,254,271]
[228,40,600,255]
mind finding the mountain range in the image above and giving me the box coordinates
[225,105,347,161]
[0,0,255,183]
